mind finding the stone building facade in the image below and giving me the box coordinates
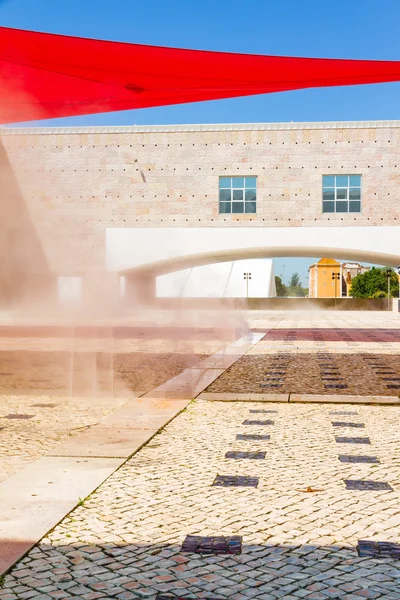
[0,120,399,302]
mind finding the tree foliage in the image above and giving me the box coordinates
[349,267,399,298]
[289,272,301,287]
[275,276,287,297]
[275,275,308,297]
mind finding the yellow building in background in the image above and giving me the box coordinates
[309,258,341,298]
[309,259,370,298]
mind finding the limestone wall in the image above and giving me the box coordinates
[1,121,399,275]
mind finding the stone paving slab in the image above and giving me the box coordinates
[291,394,400,404]
[143,368,226,399]
[48,426,162,458]
[198,392,290,402]
[0,456,121,575]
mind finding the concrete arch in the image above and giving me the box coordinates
[107,226,400,277]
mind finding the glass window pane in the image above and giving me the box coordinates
[232,189,244,200]
[349,175,361,187]
[219,201,231,214]
[245,201,256,213]
[336,201,349,213]
[245,189,256,201]
[323,188,335,201]
[323,175,335,187]
[336,188,348,200]
[336,175,349,187]
[349,201,361,213]
[245,176,257,188]
[323,201,335,213]
[219,177,231,188]
[349,187,361,200]
[232,202,244,213]
[232,177,244,188]
[219,189,231,201]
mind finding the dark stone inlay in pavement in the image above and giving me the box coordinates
[357,540,400,558]
[387,384,400,389]
[325,384,348,389]
[243,419,274,425]
[339,455,380,463]
[321,371,340,374]
[158,596,223,600]
[265,371,286,375]
[250,409,278,413]
[375,371,395,375]
[382,378,400,381]
[322,378,344,381]
[330,411,358,415]
[260,384,282,388]
[2,413,34,420]
[331,422,365,428]
[335,437,371,444]
[345,480,393,491]
[212,475,259,487]
[33,403,57,408]
[225,451,266,460]
[236,434,271,441]
[181,534,242,555]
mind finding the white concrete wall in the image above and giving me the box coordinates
[156,259,276,298]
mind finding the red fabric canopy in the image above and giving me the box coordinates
[1,26,400,124]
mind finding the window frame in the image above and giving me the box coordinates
[219,176,257,214]
[322,174,362,214]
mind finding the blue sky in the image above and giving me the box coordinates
[1,0,399,285]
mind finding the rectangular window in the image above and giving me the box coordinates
[322,175,361,213]
[219,176,257,214]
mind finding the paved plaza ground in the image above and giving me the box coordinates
[0,310,400,599]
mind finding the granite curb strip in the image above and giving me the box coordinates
[199,392,400,404]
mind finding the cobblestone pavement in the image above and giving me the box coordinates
[207,311,400,396]
[205,351,400,396]
[2,399,400,599]
[0,338,220,482]
[0,394,129,483]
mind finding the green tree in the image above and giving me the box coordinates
[289,272,301,287]
[350,267,399,298]
[287,285,307,297]
[275,275,287,297]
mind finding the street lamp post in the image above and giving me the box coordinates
[386,268,392,311]
[243,272,252,301]
[332,271,340,308]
